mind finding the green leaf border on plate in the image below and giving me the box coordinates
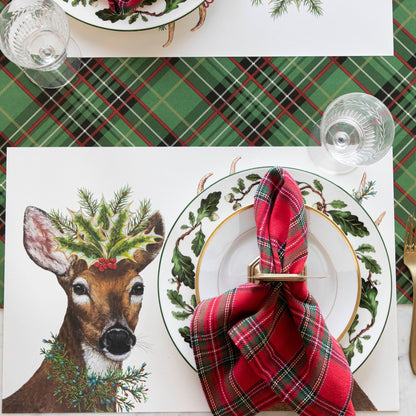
[158,166,392,374]
[63,0,190,25]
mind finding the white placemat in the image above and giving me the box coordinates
[67,0,394,57]
[2,147,398,412]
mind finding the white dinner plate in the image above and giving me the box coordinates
[195,205,361,341]
[59,0,204,31]
[158,167,392,373]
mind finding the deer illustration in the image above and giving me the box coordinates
[2,189,164,413]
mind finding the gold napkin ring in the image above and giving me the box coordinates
[248,257,309,283]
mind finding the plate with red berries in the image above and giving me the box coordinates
[59,0,205,31]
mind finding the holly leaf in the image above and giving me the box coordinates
[196,191,221,223]
[108,233,159,259]
[327,210,369,237]
[164,0,187,13]
[328,200,347,209]
[56,237,103,260]
[191,229,205,257]
[167,289,187,309]
[73,213,104,248]
[171,246,195,289]
[359,254,382,274]
[97,202,111,231]
[359,279,379,319]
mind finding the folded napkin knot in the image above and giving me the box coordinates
[254,166,307,275]
[108,0,144,12]
[190,167,355,416]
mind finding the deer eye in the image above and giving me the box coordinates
[73,283,88,296]
[130,282,144,296]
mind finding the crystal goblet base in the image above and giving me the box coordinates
[23,37,82,89]
[307,121,356,175]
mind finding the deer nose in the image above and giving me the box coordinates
[99,326,136,356]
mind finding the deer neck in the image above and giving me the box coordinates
[58,313,122,376]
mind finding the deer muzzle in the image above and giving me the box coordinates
[99,325,136,360]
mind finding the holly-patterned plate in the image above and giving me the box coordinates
[157,167,392,374]
[59,0,204,31]
[195,205,361,342]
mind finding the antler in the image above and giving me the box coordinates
[375,212,386,226]
[230,156,242,174]
[163,4,207,47]
[163,22,175,48]
[191,4,207,32]
[197,173,213,194]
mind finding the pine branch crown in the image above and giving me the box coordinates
[48,186,161,266]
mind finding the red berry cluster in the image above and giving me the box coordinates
[94,257,117,272]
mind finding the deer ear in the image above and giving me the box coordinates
[24,206,72,276]
[133,211,165,272]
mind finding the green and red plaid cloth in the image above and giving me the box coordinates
[190,167,355,416]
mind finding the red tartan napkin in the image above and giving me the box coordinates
[190,167,355,416]
[108,0,143,11]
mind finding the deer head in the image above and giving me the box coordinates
[23,204,164,371]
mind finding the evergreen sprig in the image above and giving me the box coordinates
[127,199,152,236]
[252,0,323,18]
[49,209,78,239]
[109,186,132,215]
[49,187,161,263]
[353,180,377,204]
[78,188,99,217]
[41,334,148,412]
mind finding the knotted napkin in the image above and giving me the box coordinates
[108,0,143,11]
[190,167,355,416]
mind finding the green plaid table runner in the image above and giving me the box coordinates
[0,0,415,307]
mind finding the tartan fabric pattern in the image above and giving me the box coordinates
[107,0,143,11]
[1,0,416,306]
[190,167,355,416]
[254,168,307,274]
